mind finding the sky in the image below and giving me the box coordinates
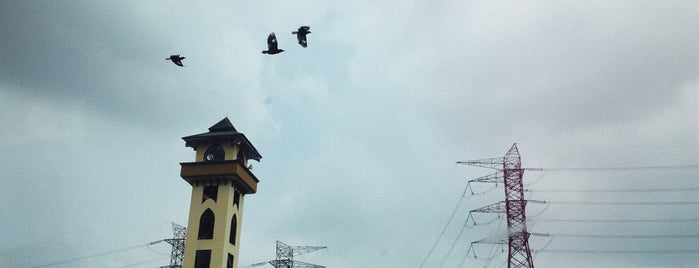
[1,1,699,267]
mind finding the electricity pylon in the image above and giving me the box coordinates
[251,241,327,268]
[161,223,186,268]
[458,144,535,268]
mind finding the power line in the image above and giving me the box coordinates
[531,218,699,223]
[535,249,699,254]
[31,241,163,268]
[526,164,699,172]
[545,233,699,239]
[521,163,699,263]
[420,164,467,267]
[437,219,468,268]
[545,201,699,205]
[526,187,699,193]
[114,257,170,268]
[418,194,465,268]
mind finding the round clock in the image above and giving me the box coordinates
[204,145,225,162]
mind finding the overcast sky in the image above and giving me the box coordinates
[1,1,699,267]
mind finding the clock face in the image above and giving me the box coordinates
[204,145,225,162]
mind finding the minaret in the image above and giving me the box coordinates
[180,118,262,268]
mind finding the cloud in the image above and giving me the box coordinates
[2,1,699,267]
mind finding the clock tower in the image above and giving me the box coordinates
[179,118,262,268]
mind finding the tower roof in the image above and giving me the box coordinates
[182,118,262,161]
[208,117,237,132]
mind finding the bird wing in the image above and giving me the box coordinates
[267,33,278,50]
[297,34,307,47]
[295,27,309,47]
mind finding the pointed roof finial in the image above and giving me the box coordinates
[208,117,237,132]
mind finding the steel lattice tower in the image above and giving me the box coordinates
[161,223,186,268]
[251,241,327,268]
[459,144,534,268]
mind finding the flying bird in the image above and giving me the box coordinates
[262,32,284,55]
[292,26,311,48]
[166,54,185,66]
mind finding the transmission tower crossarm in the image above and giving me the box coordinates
[528,232,550,237]
[290,260,326,268]
[289,246,327,256]
[527,200,546,205]
[457,157,505,169]
[471,201,506,214]
[472,237,507,245]
[470,200,544,214]
[269,260,292,268]
[468,171,503,184]
[249,261,271,267]
[269,260,325,268]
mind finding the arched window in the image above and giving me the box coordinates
[236,150,246,166]
[229,214,237,245]
[195,250,211,268]
[227,253,234,268]
[203,185,218,203]
[198,209,215,239]
[233,190,240,208]
[204,144,225,162]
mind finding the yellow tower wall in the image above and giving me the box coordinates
[182,182,245,268]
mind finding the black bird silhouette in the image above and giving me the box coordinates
[292,26,311,48]
[262,32,284,55]
[166,54,185,66]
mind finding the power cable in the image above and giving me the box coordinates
[532,235,554,263]
[467,183,500,195]
[546,233,699,239]
[531,218,699,223]
[418,194,465,268]
[526,187,699,193]
[523,172,546,187]
[147,242,170,256]
[113,257,169,268]
[526,164,699,172]
[526,201,550,219]
[535,249,699,254]
[426,163,460,211]
[545,201,699,205]
[419,163,470,268]
[31,240,163,268]
[437,219,469,268]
